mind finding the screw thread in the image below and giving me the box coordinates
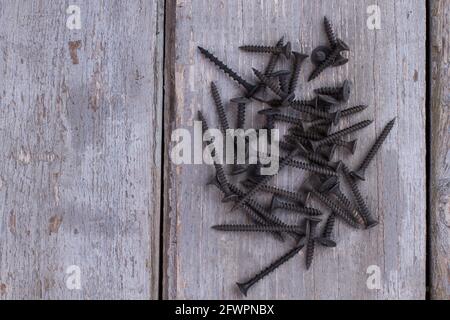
[286,158,337,176]
[322,213,336,239]
[285,133,312,148]
[198,46,255,92]
[317,120,373,146]
[324,16,337,47]
[279,74,290,93]
[335,190,365,226]
[212,224,304,233]
[305,236,315,269]
[290,103,333,120]
[263,37,284,74]
[311,190,360,228]
[341,164,375,225]
[237,244,304,296]
[358,118,396,171]
[240,45,282,54]
[289,53,308,94]
[290,128,349,147]
[211,82,230,132]
[236,104,246,129]
[259,184,306,204]
[253,68,285,98]
[341,105,368,117]
[277,200,322,216]
[308,48,341,81]
[273,114,303,126]
[314,86,340,96]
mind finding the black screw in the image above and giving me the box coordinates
[303,104,369,127]
[210,82,230,135]
[323,16,337,47]
[252,68,294,106]
[198,46,258,96]
[198,111,238,203]
[272,113,304,126]
[229,97,251,176]
[308,39,350,81]
[267,70,291,93]
[301,176,361,229]
[270,196,323,216]
[291,94,339,109]
[231,144,303,211]
[290,99,341,125]
[316,213,337,247]
[239,41,292,59]
[285,157,338,176]
[309,120,373,151]
[288,52,309,94]
[341,163,379,228]
[242,180,310,206]
[351,118,396,181]
[319,176,365,226]
[314,80,352,102]
[236,243,304,296]
[305,218,320,269]
[212,224,305,234]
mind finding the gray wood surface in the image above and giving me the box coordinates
[430,0,450,300]
[0,1,164,299]
[163,0,426,299]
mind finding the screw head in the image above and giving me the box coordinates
[341,80,352,101]
[350,168,366,181]
[316,94,339,108]
[282,42,292,59]
[345,139,358,155]
[311,46,331,66]
[335,38,350,52]
[236,282,250,297]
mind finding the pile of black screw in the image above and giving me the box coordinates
[197,17,395,297]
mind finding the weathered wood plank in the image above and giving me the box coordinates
[164,0,426,299]
[430,0,450,300]
[0,0,164,299]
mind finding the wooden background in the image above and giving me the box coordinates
[0,0,446,300]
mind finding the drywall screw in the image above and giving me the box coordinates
[198,111,238,202]
[309,120,373,151]
[301,176,361,228]
[242,180,310,206]
[231,145,302,211]
[211,82,230,135]
[198,46,258,96]
[305,218,319,269]
[252,68,295,106]
[324,16,337,47]
[272,113,304,126]
[308,38,350,81]
[304,104,369,126]
[351,118,396,181]
[288,52,309,94]
[314,80,352,102]
[230,97,250,129]
[290,100,341,125]
[253,37,285,94]
[319,177,365,226]
[291,94,338,109]
[316,213,337,247]
[229,97,251,176]
[271,196,322,216]
[341,163,379,228]
[284,157,338,176]
[227,183,302,240]
[239,41,292,59]
[236,243,304,296]
[289,126,357,154]
[212,224,305,234]
[267,70,291,93]
[311,45,348,67]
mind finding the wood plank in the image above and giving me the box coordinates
[430,0,450,300]
[0,0,164,299]
[163,0,426,299]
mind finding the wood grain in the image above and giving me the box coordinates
[163,0,426,299]
[430,0,450,300]
[0,0,164,299]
